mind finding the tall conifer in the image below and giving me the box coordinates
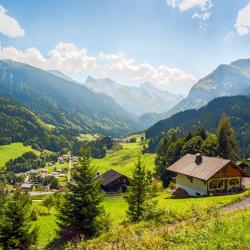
[58,148,105,238]
[217,114,239,160]
[127,156,150,222]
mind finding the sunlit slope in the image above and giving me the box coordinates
[92,141,156,177]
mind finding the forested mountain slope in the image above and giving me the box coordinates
[146,96,250,154]
[0,60,138,136]
[0,94,70,151]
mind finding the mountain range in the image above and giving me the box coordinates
[164,59,250,118]
[83,76,182,116]
[0,60,139,136]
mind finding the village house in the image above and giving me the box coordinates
[97,169,130,193]
[168,154,248,197]
[20,183,33,192]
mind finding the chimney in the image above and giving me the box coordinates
[195,153,202,165]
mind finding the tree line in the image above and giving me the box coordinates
[155,114,240,187]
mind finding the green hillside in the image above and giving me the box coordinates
[0,143,34,169]
[146,96,250,156]
[32,190,250,249]
[92,141,156,177]
[0,94,70,151]
[0,60,139,136]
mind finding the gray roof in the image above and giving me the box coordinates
[21,183,33,188]
[98,169,128,187]
[167,154,231,181]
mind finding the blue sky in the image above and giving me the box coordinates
[0,0,250,95]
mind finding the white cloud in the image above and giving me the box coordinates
[0,43,196,95]
[0,43,96,74]
[99,52,196,93]
[235,3,250,35]
[166,0,213,22]
[0,5,24,38]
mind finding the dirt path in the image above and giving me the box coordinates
[222,197,250,213]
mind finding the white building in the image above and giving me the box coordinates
[168,154,247,197]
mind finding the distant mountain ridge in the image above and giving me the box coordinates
[164,58,250,118]
[146,95,250,156]
[0,60,139,136]
[83,76,182,116]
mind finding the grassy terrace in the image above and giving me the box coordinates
[0,143,34,169]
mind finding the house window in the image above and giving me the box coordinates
[187,176,193,183]
[230,179,239,185]
[218,180,224,188]
[209,181,217,189]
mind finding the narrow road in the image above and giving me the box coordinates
[29,191,55,196]
[222,197,250,213]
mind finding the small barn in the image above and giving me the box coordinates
[168,154,247,197]
[98,169,129,193]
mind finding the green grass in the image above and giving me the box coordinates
[32,198,127,248]
[0,143,34,169]
[103,198,128,222]
[92,141,156,177]
[32,189,250,249]
[70,208,250,250]
[34,214,58,249]
[77,134,100,141]
[155,191,249,217]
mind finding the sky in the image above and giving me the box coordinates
[0,0,250,95]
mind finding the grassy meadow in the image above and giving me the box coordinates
[92,141,155,177]
[0,143,34,169]
[69,208,250,250]
[32,189,250,249]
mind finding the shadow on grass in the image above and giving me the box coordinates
[46,228,84,250]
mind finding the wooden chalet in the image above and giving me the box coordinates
[168,154,248,197]
[97,169,129,193]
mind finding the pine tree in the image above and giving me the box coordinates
[155,129,183,187]
[217,114,240,160]
[57,147,105,238]
[195,127,207,140]
[0,190,38,250]
[127,156,150,222]
[181,136,203,156]
[201,134,219,157]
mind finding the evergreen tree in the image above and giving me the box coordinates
[57,147,105,238]
[0,190,37,250]
[201,134,219,157]
[127,156,150,222]
[181,136,203,156]
[184,131,193,142]
[155,139,183,187]
[0,176,7,207]
[155,129,182,187]
[217,115,240,160]
[195,127,207,140]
